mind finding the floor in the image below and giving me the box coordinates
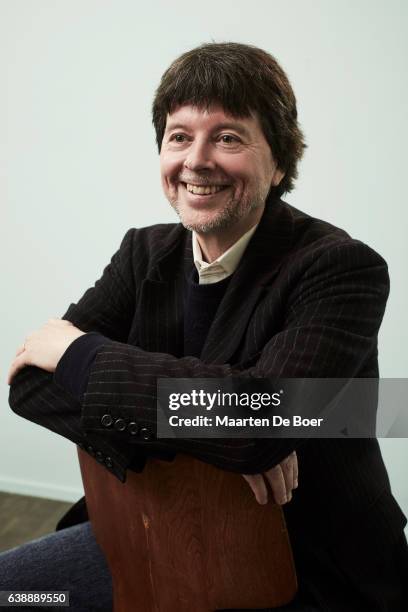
[0,491,72,552]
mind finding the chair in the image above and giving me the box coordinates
[78,448,297,612]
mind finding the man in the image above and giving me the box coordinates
[5,42,408,611]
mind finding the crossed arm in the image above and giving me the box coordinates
[7,229,389,506]
[7,318,298,505]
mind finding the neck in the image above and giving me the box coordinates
[196,205,264,263]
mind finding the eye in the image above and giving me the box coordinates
[218,134,241,146]
[169,133,187,143]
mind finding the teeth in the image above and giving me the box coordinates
[185,183,226,195]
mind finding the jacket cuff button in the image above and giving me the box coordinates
[127,421,139,435]
[101,414,113,427]
[140,427,153,441]
[114,418,126,432]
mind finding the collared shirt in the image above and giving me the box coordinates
[192,224,258,285]
[55,223,259,400]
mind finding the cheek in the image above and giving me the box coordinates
[160,173,169,194]
[259,151,276,183]
[160,156,181,188]
[220,156,255,186]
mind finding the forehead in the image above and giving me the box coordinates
[164,103,262,136]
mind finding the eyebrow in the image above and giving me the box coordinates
[164,121,251,139]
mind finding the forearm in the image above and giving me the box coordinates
[9,238,390,481]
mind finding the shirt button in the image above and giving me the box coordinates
[127,421,139,436]
[140,427,153,441]
[114,418,126,432]
[101,414,113,427]
[105,456,113,468]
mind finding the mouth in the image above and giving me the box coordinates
[180,182,230,197]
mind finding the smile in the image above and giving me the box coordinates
[182,183,229,195]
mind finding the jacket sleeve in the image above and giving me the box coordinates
[8,229,141,480]
[9,234,390,481]
[79,239,389,479]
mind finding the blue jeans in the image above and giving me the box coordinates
[0,521,319,611]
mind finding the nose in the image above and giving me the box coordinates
[183,138,216,172]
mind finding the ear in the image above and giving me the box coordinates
[271,167,285,187]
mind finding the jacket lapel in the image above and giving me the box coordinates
[136,276,184,356]
[137,198,294,364]
[200,200,294,364]
[136,227,193,357]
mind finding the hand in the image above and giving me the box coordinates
[242,450,298,505]
[7,318,85,385]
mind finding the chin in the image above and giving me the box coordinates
[176,206,237,234]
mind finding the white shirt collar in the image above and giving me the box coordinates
[192,224,258,285]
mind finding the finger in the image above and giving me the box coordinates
[292,451,299,488]
[280,457,294,502]
[264,465,287,505]
[242,474,268,505]
[7,354,29,385]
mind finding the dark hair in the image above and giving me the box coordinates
[152,42,306,197]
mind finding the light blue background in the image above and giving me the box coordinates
[1,1,407,530]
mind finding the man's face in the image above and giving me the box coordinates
[160,104,283,235]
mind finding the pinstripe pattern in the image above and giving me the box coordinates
[9,199,391,483]
[9,198,408,609]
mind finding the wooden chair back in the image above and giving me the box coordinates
[78,449,297,611]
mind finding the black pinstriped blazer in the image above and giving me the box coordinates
[9,197,408,610]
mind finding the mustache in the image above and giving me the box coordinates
[178,176,231,186]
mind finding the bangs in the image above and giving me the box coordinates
[163,59,257,119]
[152,42,306,196]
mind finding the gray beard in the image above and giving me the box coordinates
[172,189,266,234]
